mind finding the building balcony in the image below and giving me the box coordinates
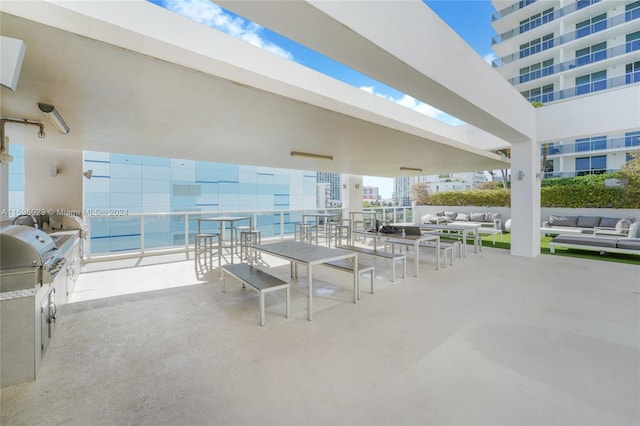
[492,0,602,45]
[525,71,640,104]
[493,5,640,67]
[492,0,538,22]
[541,134,640,157]
[510,39,640,85]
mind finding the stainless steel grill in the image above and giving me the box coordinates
[0,225,64,285]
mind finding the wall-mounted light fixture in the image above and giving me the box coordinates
[83,170,93,180]
[50,164,58,177]
[38,103,69,134]
[290,151,333,161]
[400,166,423,173]
[518,170,525,180]
[354,183,361,189]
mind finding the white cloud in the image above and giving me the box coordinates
[360,87,464,126]
[161,0,293,60]
[483,52,498,65]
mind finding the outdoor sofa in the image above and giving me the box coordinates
[542,214,635,236]
[422,211,501,229]
[549,222,640,256]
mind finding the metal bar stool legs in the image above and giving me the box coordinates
[240,230,261,264]
[195,233,220,273]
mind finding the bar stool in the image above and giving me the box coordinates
[194,233,220,273]
[295,223,317,244]
[329,219,351,247]
[240,230,261,264]
[233,226,251,254]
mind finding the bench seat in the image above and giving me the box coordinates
[340,245,406,282]
[549,235,640,256]
[222,263,290,326]
[323,259,375,299]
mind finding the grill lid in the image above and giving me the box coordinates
[0,225,58,269]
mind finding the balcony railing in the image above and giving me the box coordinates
[492,0,601,45]
[493,6,640,67]
[543,168,619,179]
[526,71,640,104]
[510,39,640,85]
[492,0,537,22]
[84,206,414,260]
[541,135,640,156]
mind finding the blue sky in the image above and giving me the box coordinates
[148,0,497,198]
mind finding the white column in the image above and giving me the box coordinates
[341,174,363,216]
[510,140,541,257]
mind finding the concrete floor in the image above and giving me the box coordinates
[1,243,639,426]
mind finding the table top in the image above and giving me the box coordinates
[303,213,337,218]
[254,241,355,264]
[393,222,479,231]
[354,230,438,242]
[198,216,250,222]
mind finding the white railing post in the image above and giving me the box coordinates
[280,210,285,238]
[85,216,92,261]
[140,216,145,254]
[185,213,190,251]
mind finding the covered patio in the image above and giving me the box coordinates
[1,247,638,425]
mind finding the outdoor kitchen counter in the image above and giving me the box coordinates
[48,230,79,253]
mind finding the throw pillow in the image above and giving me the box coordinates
[436,210,445,217]
[627,222,639,238]
[470,212,484,222]
[444,211,457,220]
[456,213,470,221]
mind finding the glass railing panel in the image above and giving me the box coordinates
[494,7,639,67]
[143,214,174,250]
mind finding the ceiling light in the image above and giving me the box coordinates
[38,103,69,134]
[290,151,333,161]
[400,166,423,172]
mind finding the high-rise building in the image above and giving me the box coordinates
[316,172,342,207]
[362,186,379,201]
[491,0,640,178]
[393,172,487,206]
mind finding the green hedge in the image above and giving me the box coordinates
[427,186,637,208]
[429,190,511,207]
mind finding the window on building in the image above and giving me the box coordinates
[626,0,640,21]
[575,70,607,95]
[520,60,551,83]
[576,13,607,38]
[577,136,607,152]
[576,155,607,176]
[626,61,640,84]
[520,83,554,103]
[627,31,640,53]
[626,131,640,147]
[575,42,607,66]
[519,33,553,58]
[627,152,636,162]
[519,8,554,33]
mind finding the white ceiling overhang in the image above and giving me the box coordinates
[0,0,510,176]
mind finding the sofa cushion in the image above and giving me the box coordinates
[598,217,620,228]
[616,239,640,250]
[576,216,601,229]
[552,235,618,248]
[444,211,457,220]
[491,213,501,221]
[470,212,484,222]
[456,213,470,221]
[548,215,578,227]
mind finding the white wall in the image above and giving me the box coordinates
[537,85,640,143]
[24,146,83,212]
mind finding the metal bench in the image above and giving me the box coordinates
[323,259,375,299]
[340,245,406,282]
[222,263,290,326]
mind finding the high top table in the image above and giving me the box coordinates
[253,241,357,321]
[197,216,251,264]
